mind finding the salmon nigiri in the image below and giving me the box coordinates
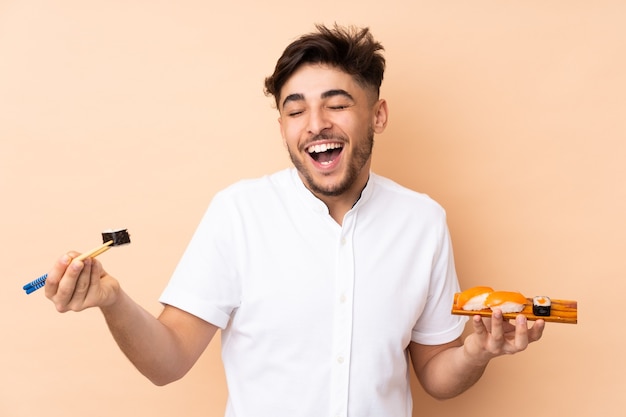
[485,291,528,313]
[457,286,494,311]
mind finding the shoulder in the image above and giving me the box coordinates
[214,168,294,201]
[368,173,446,219]
[205,169,300,221]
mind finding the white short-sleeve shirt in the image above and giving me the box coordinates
[159,168,466,417]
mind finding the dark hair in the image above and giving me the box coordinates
[264,24,385,108]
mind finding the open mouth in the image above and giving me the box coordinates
[307,142,344,166]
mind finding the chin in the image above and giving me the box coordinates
[308,174,353,197]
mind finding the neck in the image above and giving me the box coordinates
[313,175,369,226]
[325,195,361,225]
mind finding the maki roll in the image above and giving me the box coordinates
[533,296,552,316]
[102,228,131,246]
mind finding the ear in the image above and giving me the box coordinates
[278,116,286,142]
[372,99,388,134]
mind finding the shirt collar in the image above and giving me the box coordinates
[289,168,375,214]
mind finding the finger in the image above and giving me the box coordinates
[471,314,488,336]
[489,308,505,344]
[70,257,93,303]
[84,258,105,304]
[528,319,546,343]
[513,314,530,352]
[54,258,86,310]
[463,315,492,365]
[44,254,73,298]
[87,258,106,289]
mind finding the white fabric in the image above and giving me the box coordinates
[159,168,467,417]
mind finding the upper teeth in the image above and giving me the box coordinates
[307,143,342,153]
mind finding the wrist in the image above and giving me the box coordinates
[99,276,123,311]
[462,337,492,368]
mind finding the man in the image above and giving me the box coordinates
[45,24,544,416]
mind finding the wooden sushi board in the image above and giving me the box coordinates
[451,293,578,324]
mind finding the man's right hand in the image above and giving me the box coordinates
[45,252,119,312]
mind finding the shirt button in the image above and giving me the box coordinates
[339,294,346,303]
[340,237,346,245]
[337,356,344,364]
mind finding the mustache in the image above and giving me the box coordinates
[312,131,337,141]
[304,131,346,146]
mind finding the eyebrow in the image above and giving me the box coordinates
[322,89,354,101]
[281,89,355,109]
[281,93,304,109]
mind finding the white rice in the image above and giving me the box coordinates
[489,301,525,313]
[462,293,490,311]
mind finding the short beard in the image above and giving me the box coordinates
[289,127,374,197]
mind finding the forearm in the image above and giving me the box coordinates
[100,289,192,385]
[416,343,489,399]
[44,255,215,384]
[413,312,545,399]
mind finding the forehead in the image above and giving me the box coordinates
[279,64,364,107]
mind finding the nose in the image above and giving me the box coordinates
[306,108,332,135]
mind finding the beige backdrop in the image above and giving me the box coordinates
[2,1,624,416]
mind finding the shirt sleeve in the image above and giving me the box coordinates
[411,213,467,345]
[159,190,242,329]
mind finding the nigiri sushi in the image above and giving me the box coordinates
[457,286,494,311]
[485,291,528,313]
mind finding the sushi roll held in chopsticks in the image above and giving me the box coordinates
[22,228,131,295]
[456,286,494,311]
[485,291,528,314]
[533,296,552,316]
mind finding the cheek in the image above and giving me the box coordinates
[280,121,304,145]
[334,113,364,134]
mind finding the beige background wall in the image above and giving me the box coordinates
[1,1,624,416]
